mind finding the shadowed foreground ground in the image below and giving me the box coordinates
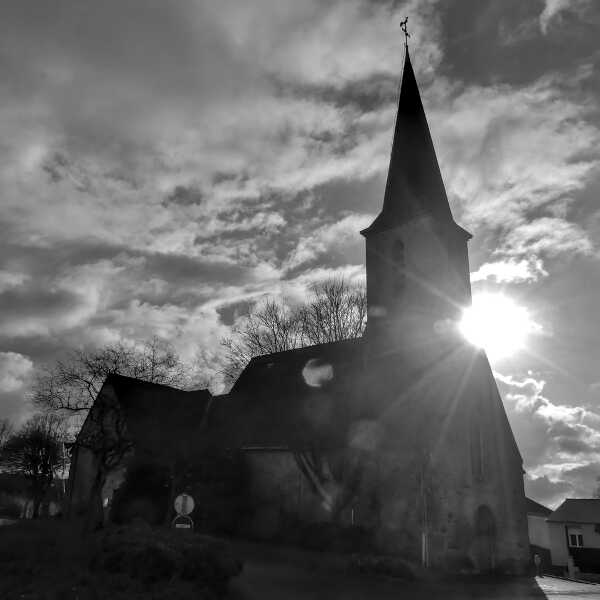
[3,520,600,599]
[227,542,600,600]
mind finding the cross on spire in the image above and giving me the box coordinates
[400,17,410,48]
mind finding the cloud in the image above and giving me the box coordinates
[539,0,593,34]
[0,353,33,394]
[497,370,600,506]
[0,271,30,293]
[524,475,571,508]
[501,218,593,257]
[527,463,600,509]
[0,352,34,425]
[470,257,548,283]
[204,0,442,88]
[284,213,372,271]
[432,71,600,261]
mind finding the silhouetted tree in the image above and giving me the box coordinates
[221,278,366,384]
[221,300,303,383]
[33,337,187,416]
[0,414,65,518]
[298,278,367,345]
[0,418,13,449]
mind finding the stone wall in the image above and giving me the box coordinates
[240,392,529,574]
[243,450,328,539]
[68,445,99,515]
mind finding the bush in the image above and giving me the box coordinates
[110,462,170,525]
[0,519,242,600]
[93,521,243,594]
[112,495,166,526]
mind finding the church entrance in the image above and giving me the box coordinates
[474,505,496,572]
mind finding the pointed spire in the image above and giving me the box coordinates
[362,49,456,236]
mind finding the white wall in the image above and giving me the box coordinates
[549,522,569,566]
[578,523,600,549]
[528,514,550,548]
[549,522,600,566]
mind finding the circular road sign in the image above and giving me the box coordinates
[174,493,195,516]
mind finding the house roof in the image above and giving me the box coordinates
[547,499,600,524]
[526,497,553,517]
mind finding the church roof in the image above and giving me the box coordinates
[225,335,521,465]
[230,337,362,396]
[80,374,212,456]
[227,338,364,449]
[362,49,464,236]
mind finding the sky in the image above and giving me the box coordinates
[0,0,599,508]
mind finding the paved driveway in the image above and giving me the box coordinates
[227,544,600,600]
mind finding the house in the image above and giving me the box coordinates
[68,47,530,573]
[547,499,600,573]
[526,497,552,566]
[527,497,552,549]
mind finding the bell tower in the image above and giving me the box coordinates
[362,48,472,347]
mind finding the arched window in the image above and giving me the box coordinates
[392,239,405,296]
[474,505,497,571]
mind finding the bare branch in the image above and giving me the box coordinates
[32,337,188,416]
[221,278,366,383]
[0,418,14,449]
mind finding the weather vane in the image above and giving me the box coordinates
[400,17,410,49]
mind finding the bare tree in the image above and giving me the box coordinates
[33,337,187,417]
[0,418,13,449]
[0,414,65,518]
[221,300,303,384]
[299,278,367,345]
[31,337,190,529]
[221,278,366,384]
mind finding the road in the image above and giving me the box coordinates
[227,544,600,600]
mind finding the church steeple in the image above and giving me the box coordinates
[362,45,472,341]
[362,49,456,236]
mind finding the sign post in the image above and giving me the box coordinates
[172,493,195,530]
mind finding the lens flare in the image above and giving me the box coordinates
[459,293,538,360]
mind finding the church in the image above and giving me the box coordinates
[68,47,530,573]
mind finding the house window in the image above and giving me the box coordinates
[568,528,584,548]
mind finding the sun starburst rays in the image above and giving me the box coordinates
[459,293,540,361]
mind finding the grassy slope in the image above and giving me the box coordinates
[0,519,240,600]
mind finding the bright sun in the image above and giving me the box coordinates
[459,293,538,361]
